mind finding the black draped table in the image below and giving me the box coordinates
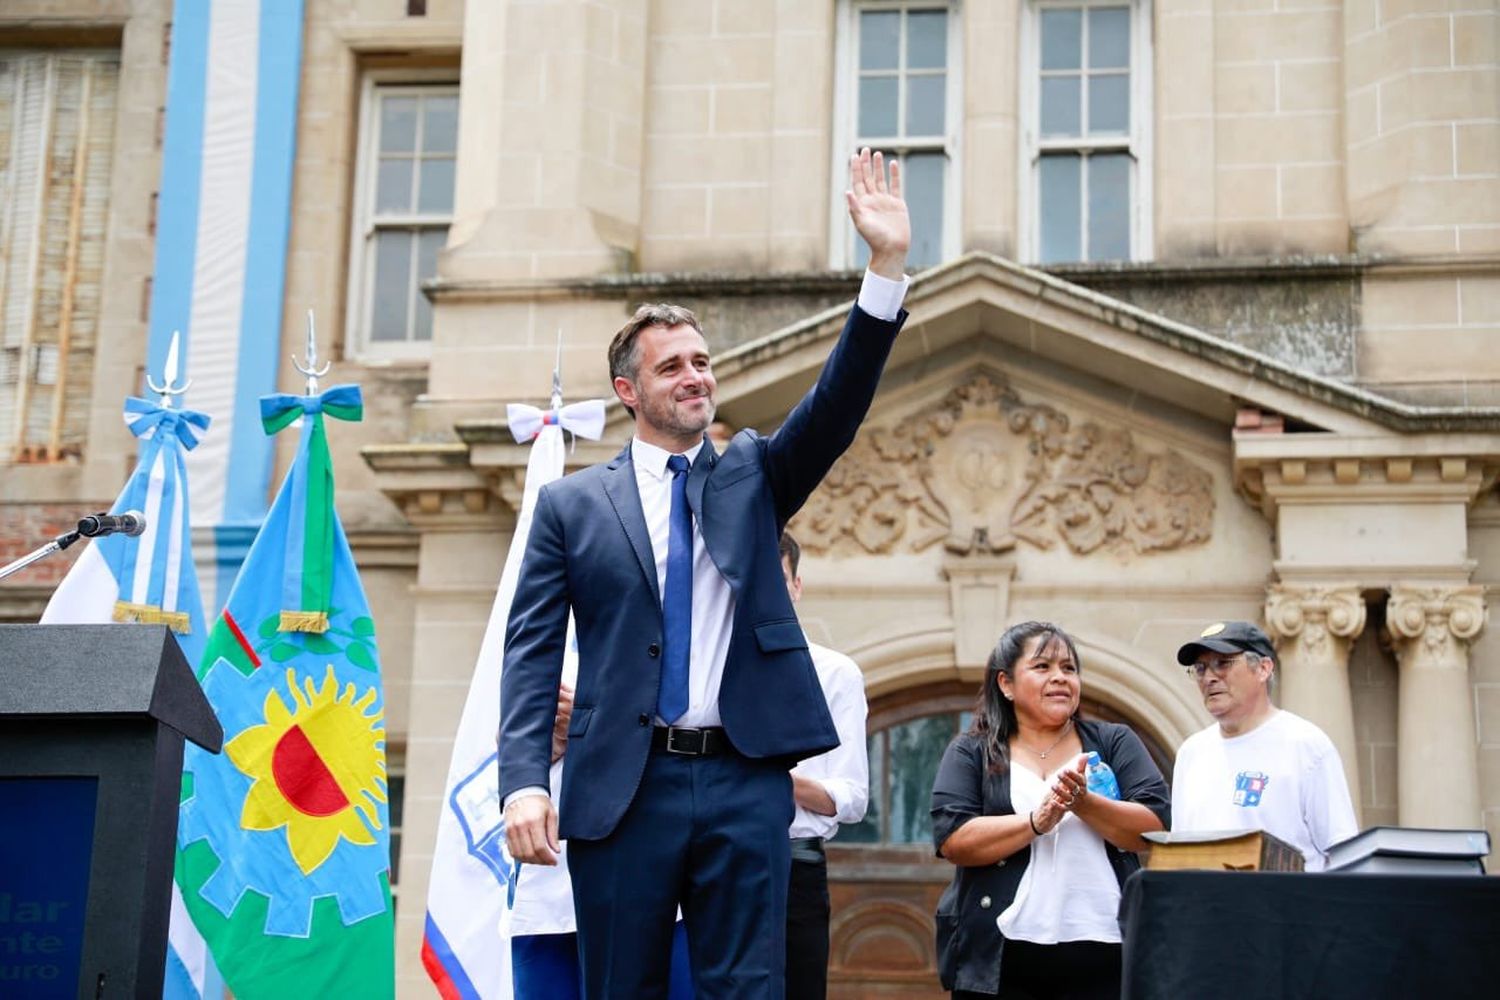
[1119,869,1500,1000]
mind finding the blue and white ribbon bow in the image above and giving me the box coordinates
[506,399,607,443]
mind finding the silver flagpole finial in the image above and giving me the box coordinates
[551,328,564,411]
[146,329,192,406]
[292,308,331,395]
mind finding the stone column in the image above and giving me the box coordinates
[1386,584,1487,829]
[1264,582,1366,815]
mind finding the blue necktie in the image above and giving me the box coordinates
[658,454,692,723]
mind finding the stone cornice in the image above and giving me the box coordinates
[1235,432,1500,519]
[360,442,500,530]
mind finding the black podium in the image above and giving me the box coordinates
[0,624,222,999]
[1120,868,1500,999]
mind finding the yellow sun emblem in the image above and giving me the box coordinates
[227,666,388,875]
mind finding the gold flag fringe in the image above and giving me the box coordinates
[279,610,329,633]
[112,600,191,635]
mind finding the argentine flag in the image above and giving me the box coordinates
[40,393,225,999]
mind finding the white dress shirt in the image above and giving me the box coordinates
[631,436,732,727]
[789,640,870,840]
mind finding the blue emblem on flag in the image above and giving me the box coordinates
[1233,771,1269,807]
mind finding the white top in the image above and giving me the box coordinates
[789,640,869,841]
[997,762,1122,944]
[1170,709,1358,871]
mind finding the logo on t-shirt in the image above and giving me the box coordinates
[1233,771,1269,808]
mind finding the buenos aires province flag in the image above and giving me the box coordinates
[175,385,394,998]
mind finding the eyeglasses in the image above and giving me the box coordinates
[1184,655,1242,680]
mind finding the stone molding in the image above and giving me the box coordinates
[1264,582,1367,655]
[794,369,1215,558]
[1386,584,1487,657]
[1235,435,1500,520]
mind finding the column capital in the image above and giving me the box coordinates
[1387,584,1487,649]
[1264,582,1367,651]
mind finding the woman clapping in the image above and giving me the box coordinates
[931,621,1169,999]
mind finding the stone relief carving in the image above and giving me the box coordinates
[794,370,1215,557]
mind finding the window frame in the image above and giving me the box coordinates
[829,0,963,271]
[344,70,459,362]
[0,47,120,463]
[1017,0,1153,264]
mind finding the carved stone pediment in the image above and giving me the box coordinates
[794,369,1215,558]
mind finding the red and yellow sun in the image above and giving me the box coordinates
[227,666,387,875]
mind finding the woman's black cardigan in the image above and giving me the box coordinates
[930,719,1171,994]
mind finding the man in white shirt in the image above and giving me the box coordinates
[499,149,910,999]
[778,532,868,1000]
[1170,620,1358,870]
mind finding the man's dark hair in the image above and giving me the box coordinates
[607,303,704,418]
[778,530,801,577]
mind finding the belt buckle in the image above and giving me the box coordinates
[665,726,703,756]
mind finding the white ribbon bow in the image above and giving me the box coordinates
[506,399,608,443]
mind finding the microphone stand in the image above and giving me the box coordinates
[0,525,86,584]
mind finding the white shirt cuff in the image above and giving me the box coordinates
[856,269,909,321]
[502,786,550,810]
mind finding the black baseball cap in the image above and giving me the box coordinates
[1176,621,1276,666]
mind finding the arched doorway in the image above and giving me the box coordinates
[826,681,1175,999]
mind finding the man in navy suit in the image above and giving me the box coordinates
[500,148,910,999]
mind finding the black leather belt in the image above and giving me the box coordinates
[789,836,825,865]
[651,725,732,756]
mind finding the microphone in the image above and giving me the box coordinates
[77,511,147,538]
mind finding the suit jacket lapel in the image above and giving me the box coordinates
[685,435,716,518]
[602,443,661,606]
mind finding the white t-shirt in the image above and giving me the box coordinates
[1170,710,1358,871]
[997,762,1122,944]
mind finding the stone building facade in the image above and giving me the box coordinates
[3,1,1499,997]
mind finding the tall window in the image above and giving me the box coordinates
[348,80,457,357]
[0,51,119,462]
[835,1,958,271]
[1023,0,1151,264]
[387,748,404,907]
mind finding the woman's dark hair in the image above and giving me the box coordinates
[970,621,1083,774]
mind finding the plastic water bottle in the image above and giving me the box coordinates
[1085,751,1120,800]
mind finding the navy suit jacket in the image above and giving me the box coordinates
[499,303,907,841]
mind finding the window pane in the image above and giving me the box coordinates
[380,95,418,153]
[1088,73,1129,134]
[370,230,413,341]
[1039,153,1082,264]
[388,774,406,827]
[905,153,945,269]
[376,157,414,214]
[907,10,948,70]
[413,227,446,341]
[422,95,459,153]
[860,10,900,70]
[840,732,883,843]
[858,75,899,137]
[1041,9,1082,71]
[1041,76,1081,137]
[906,74,946,136]
[1089,7,1131,70]
[887,713,956,844]
[1088,153,1131,261]
[418,156,455,214]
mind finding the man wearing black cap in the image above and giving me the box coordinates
[1170,621,1358,870]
